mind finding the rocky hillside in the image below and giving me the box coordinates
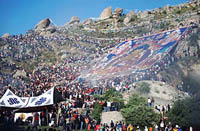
[123,80,188,105]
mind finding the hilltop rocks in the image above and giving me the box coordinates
[39,26,56,36]
[1,33,10,38]
[34,18,57,36]
[81,18,93,25]
[123,11,137,25]
[35,18,51,30]
[113,8,123,17]
[69,16,80,24]
[138,11,149,18]
[99,6,112,19]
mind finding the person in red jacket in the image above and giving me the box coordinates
[95,123,100,131]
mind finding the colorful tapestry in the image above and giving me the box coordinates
[86,27,189,79]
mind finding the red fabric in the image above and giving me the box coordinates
[100,101,103,105]
[34,114,39,121]
[90,88,94,92]
[73,114,77,118]
[95,124,100,130]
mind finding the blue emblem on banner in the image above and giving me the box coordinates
[35,97,47,105]
[8,98,20,105]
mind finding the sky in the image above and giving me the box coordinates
[0,0,188,36]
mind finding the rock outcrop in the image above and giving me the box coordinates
[69,16,80,24]
[123,80,188,105]
[99,6,112,19]
[35,18,51,30]
[1,33,10,38]
[113,8,123,17]
[13,70,26,78]
[138,11,149,18]
[101,111,124,125]
[46,26,56,33]
[81,18,93,25]
[123,11,137,25]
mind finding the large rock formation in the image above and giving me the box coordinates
[1,33,10,38]
[101,111,124,125]
[69,16,80,24]
[99,6,112,19]
[46,26,56,33]
[123,11,137,25]
[113,8,123,17]
[35,18,51,31]
[13,70,26,78]
[138,11,149,18]
[81,18,93,25]
[123,80,187,105]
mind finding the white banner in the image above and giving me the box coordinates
[26,87,54,107]
[0,89,25,108]
[0,87,55,108]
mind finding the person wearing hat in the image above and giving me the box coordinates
[136,126,141,131]
[144,126,148,131]
[178,126,182,131]
[173,125,178,131]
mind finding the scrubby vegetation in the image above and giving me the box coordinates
[121,94,160,127]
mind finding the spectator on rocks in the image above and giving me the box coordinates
[148,97,152,107]
[107,101,111,112]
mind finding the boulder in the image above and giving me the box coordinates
[14,70,26,78]
[139,11,149,18]
[101,111,124,125]
[69,16,80,24]
[35,18,51,30]
[46,26,56,33]
[99,6,112,19]
[123,11,137,25]
[81,18,93,25]
[113,8,123,16]
[1,33,10,38]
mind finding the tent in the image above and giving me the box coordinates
[0,87,64,112]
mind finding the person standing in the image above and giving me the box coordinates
[110,120,115,129]
[33,112,39,131]
[127,124,134,131]
[148,97,152,107]
[144,126,148,131]
[107,101,111,112]
[136,126,141,131]
[173,125,178,131]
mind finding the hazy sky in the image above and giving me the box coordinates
[0,0,188,36]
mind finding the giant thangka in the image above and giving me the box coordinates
[85,27,189,80]
[0,87,63,110]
